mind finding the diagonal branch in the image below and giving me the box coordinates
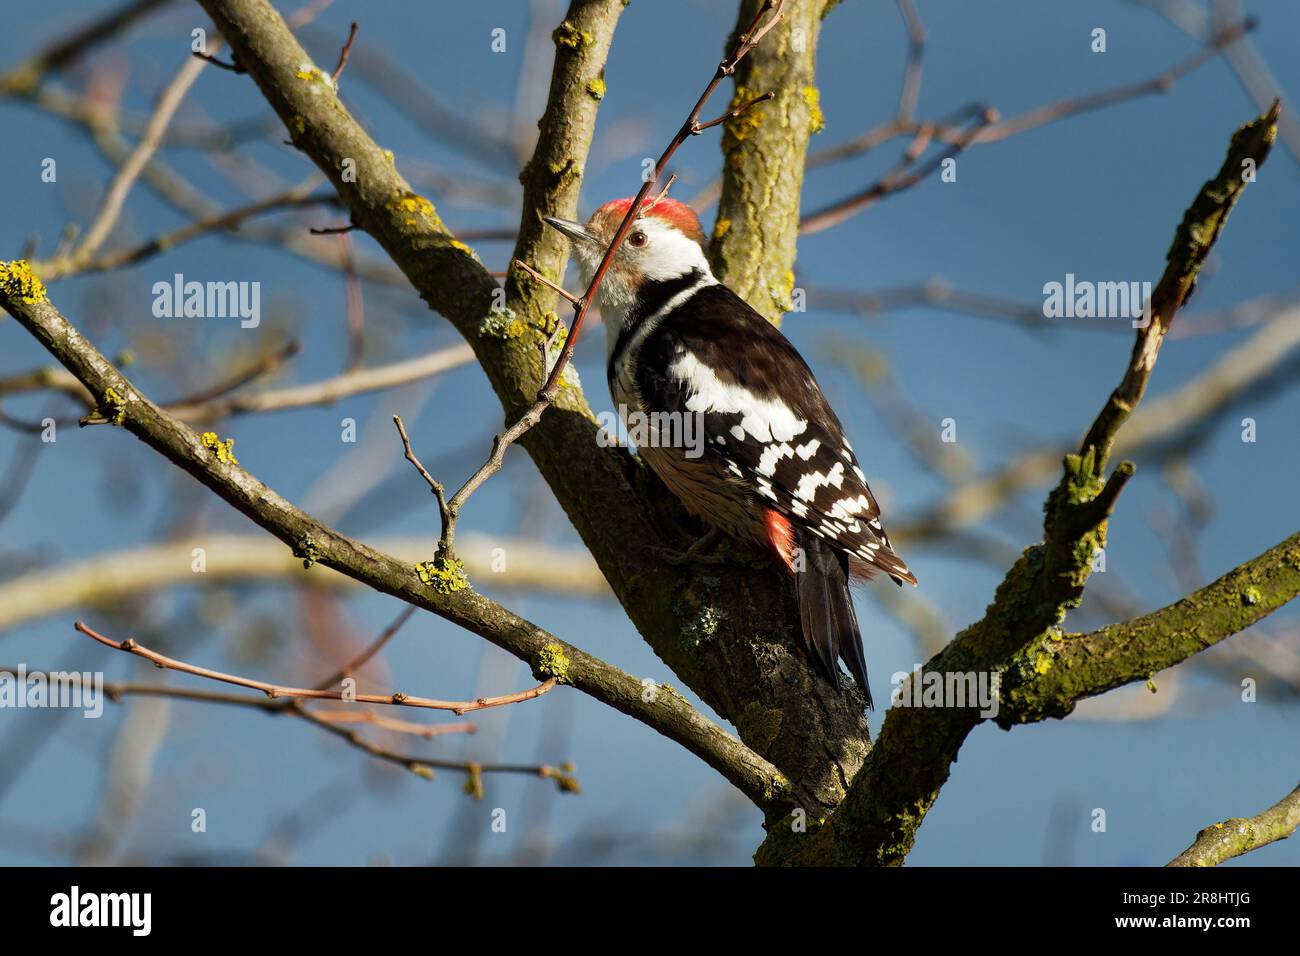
[999,529,1300,724]
[180,0,869,813]
[1080,100,1280,473]
[83,675,576,790]
[0,283,795,814]
[709,0,838,324]
[457,0,786,537]
[1168,781,1300,867]
[61,52,214,271]
[0,0,177,96]
[75,620,557,716]
[755,102,1283,866]
[799,107,997,235]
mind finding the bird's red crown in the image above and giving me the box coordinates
[594,197,704,246]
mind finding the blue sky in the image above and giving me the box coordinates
[0,0,1297,865]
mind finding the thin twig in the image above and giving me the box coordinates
[511,259,582,306]
[692,91,774,132]
[895,0,926,121]
[642,172,679,213]
[191,51,244,73]
[165,344,475,424]
[72,52,213,264]
[75,620,557,716]
[338,231,366,371]
[41,192,336,277]
[330,22,359,84]
[84,676,572,787]
[392,416,453,552]
[800,107,997,235]
[289,702,577,787]
[168,340,301,407]
[308,709,477,739]
[311,604,415,690]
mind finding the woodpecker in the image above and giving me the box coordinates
[544,197,916,708]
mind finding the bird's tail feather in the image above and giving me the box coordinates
[796,533,873,709]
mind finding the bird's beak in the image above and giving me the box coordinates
[543,215,600,245]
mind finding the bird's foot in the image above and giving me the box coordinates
[651,528,728,566]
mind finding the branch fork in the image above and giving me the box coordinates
[396,1,787,557]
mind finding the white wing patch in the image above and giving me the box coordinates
[757,442,795,477]
[828,494,874,523]
[794,461,845,502]
[672,352,808,443]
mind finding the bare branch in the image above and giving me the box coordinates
[1079,100,1280,473]
[423,0,786,562]
[191,50,244,74]
[1169,783,1300,866]
[35,191,337,277]
[76,620,558,716]
[0,0,176,96]
[68,53,212,267]
[167,344,475,424]
[895,0,926,121]
[0,281,789,812]
[692,91,774,132]
[72,674,575,788]
[755,103,1284,867]
[170,340,301,407]
[510,259,582,306]
[311,605,415,691]
[800,108,997,235]
[392,414,453,553]
[330,22,358,85]
[805,17,1259,173]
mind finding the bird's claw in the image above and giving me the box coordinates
[651,528,727,566]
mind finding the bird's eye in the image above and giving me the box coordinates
[627,231,648,248]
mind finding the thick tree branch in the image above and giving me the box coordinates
[1079,102,1280,472]
[448,4,786,546]
[1167,781,1300,867]
[1000,530,1300,724]
[0,286,794,814]
[184,0,871,814]
[755,103,1282,866]
[709,0,837,324]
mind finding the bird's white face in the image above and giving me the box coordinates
[571,215,713,286]
[545,209,716,354]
